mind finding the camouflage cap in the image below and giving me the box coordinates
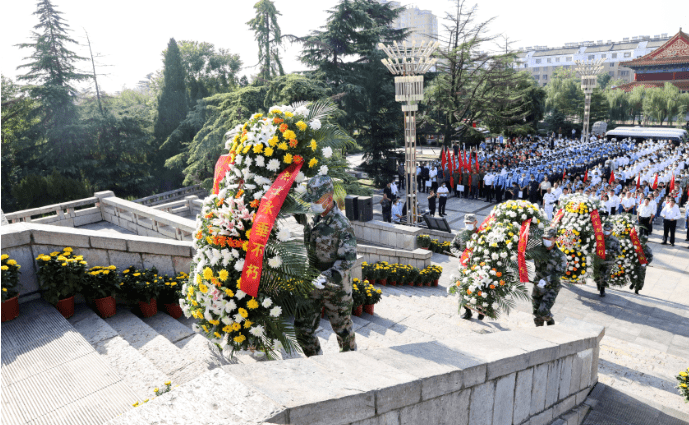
[603,221,613,231]
[463,214,477,223]
[543,227,558,238]
[302,175,334,203]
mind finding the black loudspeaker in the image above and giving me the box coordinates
[357,196,373,222]
[345,195,359,221]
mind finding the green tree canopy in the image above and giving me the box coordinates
[544,67,583,119]
[177,40,242,103]
[247,0,285,83]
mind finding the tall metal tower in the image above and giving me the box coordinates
[574,59,605,142]
[379,40,438,225]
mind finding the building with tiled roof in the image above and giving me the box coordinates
[515,33,672,87]
[615,29,689,92]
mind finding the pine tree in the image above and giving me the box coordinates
[153,38,188,190]
[15,0,89,170]
[247,0,285,83]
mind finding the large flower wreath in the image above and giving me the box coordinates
[448,200,547,318]
[554,195,605,284]
[181,101,353,359]
[608,214,647,287]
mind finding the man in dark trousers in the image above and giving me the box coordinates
[528,174,540,204]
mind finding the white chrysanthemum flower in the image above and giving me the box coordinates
[295,105,309,116]
[319,165,329,175]
[268,256,282,268]
[250,325,265,337]
[470,298,477,305]
[233,313,244,323]
[255,156,265,167]
[277,227,291,241]
[309,118,321,130]
[262,298,273,308]
[231,249,240,258]
[270,306,282,317]
[225,300,237,313]
[236,290,247,300]
[204,310,214,321]
[492,302,499,309]
[221,316,233,325]
[234,259,245,272]
[267,159,281,171]
[295,184,306,194]
[322,146,333,158]
[491,253,499,260]
[295,171,305,183]
[235,155,243,166]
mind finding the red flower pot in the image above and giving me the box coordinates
[433,279,439,287]
[321,306,325,318]
[379,279,387,286]
[138,298,157,318]
[94,296,117,318]
[164,303,183,319]
[1,295,19,322]
[424,281,432,287]
[390,281,397,286]
[407,282,414,286]
[55,296,75,319]
[353,305,363,317]
[363,304,375,315]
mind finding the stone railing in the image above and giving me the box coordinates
[110,318,604,425]
[358,244,432,269]
[351,220,420,250]
[133,185,208,207]
[2,197,102,228]
[96,191,196,241]
[0,222,193,303]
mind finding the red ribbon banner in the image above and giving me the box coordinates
[552,209,564,226]
[517,219,532,283]
[590,210,606,260]
[459,213,495,267]
[241,162,304,297]
[629,227,648,265]
[213,154,233,195]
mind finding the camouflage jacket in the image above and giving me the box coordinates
[450,228,477,257]
[534,246,567,289]
[303,204,357,286]
[604,235,622,263]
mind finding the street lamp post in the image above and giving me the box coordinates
[379,40,439,225]
[574,59,605,143]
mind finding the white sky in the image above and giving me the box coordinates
[2,0,687,94]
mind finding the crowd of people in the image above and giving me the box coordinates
[387,136,689,247]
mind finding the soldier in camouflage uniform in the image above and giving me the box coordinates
[451,214,484,321]
[532,227,567,326]
[629,241,653,295]
[294,175,358,356]
[597,221,622,297]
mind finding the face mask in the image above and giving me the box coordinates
[604,231,611,236]
[543,239,553,248]
[310,202,325,214]
[465,223,475,230]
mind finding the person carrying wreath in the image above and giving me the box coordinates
[597,221,621,297]
[531,227,567,326]
[450,214,484,321]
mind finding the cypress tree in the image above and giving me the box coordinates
[153,38,188,190]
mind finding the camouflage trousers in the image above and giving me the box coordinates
[294,280,357,357]
[630,265,647,291]
[532,284,560,323]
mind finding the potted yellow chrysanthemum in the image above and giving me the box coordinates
[1,254,21,322]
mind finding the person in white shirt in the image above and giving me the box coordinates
[390,181,398,197]
[542,188,557,220]
[660,198,680,246]
[437,183,450,216]
[608,190,620,216]
[429,166,438,192]
[621,192,636,215]
[637,197,654,237]
[391,198,404,223]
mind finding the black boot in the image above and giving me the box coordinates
[629,283,634,290]
[634,288,639,294]
[546,318,555,326]
[477,313,485,321]
[461,308,472,320]
[599,287,606,297]
[534,318,544,327]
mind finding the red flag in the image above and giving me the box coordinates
[652,173,658,190]
[450,173,455,188]
[440,147,447,171]
[451,152,456,173]
[474,152,479,173]
[608,170,615,185]
[670,172,675,193]
[562,168,567,181]
[636,173,641,191]
[583,169,588,183]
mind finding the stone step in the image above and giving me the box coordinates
[68,304,169,401]
[142,311,230,371]
[105,309,208,385]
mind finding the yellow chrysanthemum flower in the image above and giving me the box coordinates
[284,111,294,118]
[1,266,8,271]
[218,270,229,282]
[232,322,242,331]
[283,153,293,164]
[209,319,220,326]
[253,143,264,154]
[268,135,279,147]
[203,267,214,280]
[195,274,202,284]
[277,142,288,151]
[295,121,307,131]
[238,308,249,318]
[309,158,318,168]
[199,283,209,293]
[234,335,246,343]
[1,254,8,260]
[283,130,296,140]
[224,288,234,297]
[247,299,259,309]
[242,144,252,154]
[223,325,233,333]
[244,320,253,329]
[264,147,274,157]
[63,247,73,252]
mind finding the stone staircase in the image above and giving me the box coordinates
[4,283,535,424]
